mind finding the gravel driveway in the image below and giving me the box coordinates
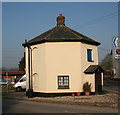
[2,90,119,108]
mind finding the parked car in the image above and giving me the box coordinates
[14,74,26,92]
[0,78,10,85]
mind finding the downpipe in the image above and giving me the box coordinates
[27,44,33,98]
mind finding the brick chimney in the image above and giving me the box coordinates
[57,14,65,26]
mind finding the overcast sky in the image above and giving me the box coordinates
[2,2,118,69]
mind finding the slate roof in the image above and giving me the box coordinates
[84,65,104,74]
[22,25,100,47]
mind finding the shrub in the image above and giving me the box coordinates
[83,82,91,92]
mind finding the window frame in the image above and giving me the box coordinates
[87,49,93,62]
[58,75,69,89]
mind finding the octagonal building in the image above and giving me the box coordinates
[23,14,104,97]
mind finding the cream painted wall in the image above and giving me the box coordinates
[25,47,29,90]
[31,44,46,92]
[81,43,99,92]
[45,42,98,93]
[84,74,95,92]
[26,44,47,92]
[45,42,82,93]
[26,42,100,93]
[81,43,98,71]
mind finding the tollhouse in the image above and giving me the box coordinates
[23,14,104,97]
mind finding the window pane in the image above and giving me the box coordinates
[58,76,69,88]
[61,82,63,86]
[58,82,60,86]
[87,49,92,61]
[23,77,26,81]
[65,82,67,86]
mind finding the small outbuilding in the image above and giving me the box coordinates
[23,14,104,97]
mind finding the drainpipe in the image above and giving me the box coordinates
[26,42,33,98]
[28,45,31,90]
[30,47,33,89]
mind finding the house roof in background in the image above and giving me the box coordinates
[0,71,25,76]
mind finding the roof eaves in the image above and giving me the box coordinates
[22,27,57,47]
[80,39,101,46]
[65,26,101,46]
[23,39,46,47]
[28,27,56,43]
[70,28,100,43]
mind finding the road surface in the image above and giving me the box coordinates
[103,77,119,94]
[2,99,118,113]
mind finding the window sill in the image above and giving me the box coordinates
[88,60,94,62]
[58,87,70,89]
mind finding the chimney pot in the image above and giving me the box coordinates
[57,14,65,26]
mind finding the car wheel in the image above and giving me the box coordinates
[16,87,22,92]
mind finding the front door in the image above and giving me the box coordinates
[95,70,102,93]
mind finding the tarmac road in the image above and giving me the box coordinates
[2,99,118,113]
[103,77,119,94]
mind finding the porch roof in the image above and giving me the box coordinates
[84,65,104,74]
